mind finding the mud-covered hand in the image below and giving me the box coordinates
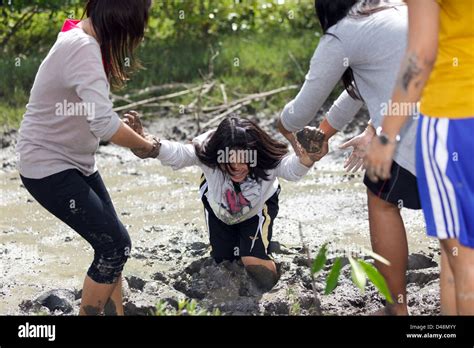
[296,126,328,162]
[307,140,328,162]
[123,110,145,137]
[123,111,161,159]
[339,127,375,173]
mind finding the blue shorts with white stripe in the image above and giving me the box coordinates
[416,115,474,248]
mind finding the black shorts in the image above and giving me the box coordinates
[200,176,279,262]
[364,161,421,210]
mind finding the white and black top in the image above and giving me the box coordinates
[157,131,311,225]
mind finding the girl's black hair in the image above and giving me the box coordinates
[195,117,288,182]
[84,0,152,89]
[315,0,394,100]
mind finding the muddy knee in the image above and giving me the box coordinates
[245,264,279,291]
[88,243,131,285]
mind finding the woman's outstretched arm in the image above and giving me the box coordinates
[278,34,348,151]
[124,111,200,169]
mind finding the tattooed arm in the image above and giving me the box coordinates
[364,0,440,182]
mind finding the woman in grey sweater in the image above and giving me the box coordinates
[278,0,420,315]
[17,0,159,315]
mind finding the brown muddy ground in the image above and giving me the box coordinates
[0,112,441,315]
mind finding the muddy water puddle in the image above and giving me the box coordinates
[0,146,434,314]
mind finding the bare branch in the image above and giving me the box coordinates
[113,84,206,113]
[219,83,228,105]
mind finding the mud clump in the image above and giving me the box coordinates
[2,108,438,316]
[16,251,441,316]
[407,268,439,286]
[20,289,77,315]
[126,275,147,292]
[407,253,438,270]
[296,127,326,153]
[174,258,264,314]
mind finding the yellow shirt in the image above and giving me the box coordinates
[420,0,474,118]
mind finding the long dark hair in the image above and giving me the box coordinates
[84,0,152,89]
[315,0,395,100]
[195,117,289,182]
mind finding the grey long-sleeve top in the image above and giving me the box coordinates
[17,26,121,179]
[280,5,418,175]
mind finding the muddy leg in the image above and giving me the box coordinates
[242,256,279,291]
[104,274,124,316]
[367,189,409,315]
[79,275,117,316]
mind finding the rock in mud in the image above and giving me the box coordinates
[187,242,209,256]
[152,271,169,283]
[32,289,76,314]
[123,299,157,316]
[126,275,146,291]
[188,242,208,251]
[19,300,51,315]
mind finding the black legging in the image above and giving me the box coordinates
[21,169,131,284]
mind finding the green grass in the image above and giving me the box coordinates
[0,29,342,129]
[0,53,42,129]
[0,103,25,129]
[119,30,325,116]
[129,29,319,91]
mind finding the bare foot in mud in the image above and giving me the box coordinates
[296,127,326,154]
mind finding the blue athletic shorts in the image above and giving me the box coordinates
[416,115,474,248]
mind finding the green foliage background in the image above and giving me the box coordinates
[0,0,327,128]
